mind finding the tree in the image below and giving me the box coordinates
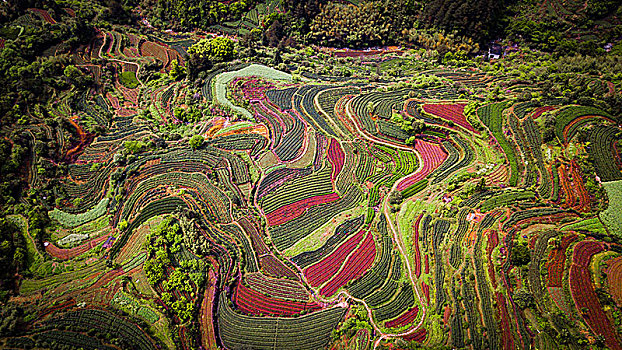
[188,37,236,63]
[189,134,204,149]
[510,242,531,266]
[169,60,187,81]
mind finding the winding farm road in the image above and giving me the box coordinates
[335,99,431,347]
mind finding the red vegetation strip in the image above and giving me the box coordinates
[233,282,321,317]
[403,328,427,342]
[45,235,109,260]
[320,232,376,296]
[328,138,345,181]
[397,140,447,191]
[265,192,340,226]
[413,214,423,278]
[422,104,475,132]
[421,281,430,303]
[495,292,515,350]
[304,230,366,287]
[547,234,576,287]
[606,257,622,305]
[259,255,298,279]
[569,240,621,350]
[384,306,419,329]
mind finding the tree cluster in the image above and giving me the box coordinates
[307,0,418,48]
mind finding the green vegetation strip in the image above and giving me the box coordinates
[600,180,622,236]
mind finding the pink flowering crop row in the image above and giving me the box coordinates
[397,140,447,191]
[304,230,366,287]
[421,281,430,304]
[414,214,423,278]
[384,306,419,329]
[403,328,427,342]
[233,282,321,317]
[265,192,340,226]
[231,77,275,100]
[327,138,345,182]
[320,232,376,296]
[531,106,556,119]
[422,104,475,132]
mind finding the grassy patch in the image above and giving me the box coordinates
[119,71,139,89]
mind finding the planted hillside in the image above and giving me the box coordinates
[1,1,622,350]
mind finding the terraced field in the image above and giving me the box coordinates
[3,9,622,350]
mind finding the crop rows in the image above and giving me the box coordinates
[266,87,297,110]
[384,305,419,329]
[374,283,415,322]
[423,103,475,132]
[348,233,393,298]
[396,140,447,191]
[253,101,284,147]
[304,229,366,287]
[34,330,115,350]
[328,138,345,181]
[320,232,376,296]
[50,198,109,228]
[478,102,519,186]
[588,125,622,181]
[274,112,305,162]
[45,309,156,350]
[292,216,364,269]
[365,255,403,308]
[269,185,362,251]
[257,167,312,200]
[473,232,499,349]
[261,164,333,214]
[218,299,346,350]
[119,172,229,225]
[260,255,299,279]
[569,241,621,350]
[245,272,310,302]
[378,119,410,141]
[522,116,552,197]
[406,101,438,124]
[239,216,270,256]
[432,220,449,314]
[317,87,360,133]
[430,137,472,184]
[554,105,611,142]
[268,192,341,226]
[220,223,259,273]
[460,268,483,349]
[479,190,535,212]
[233,282,321,316]
[296,85,338,136]
[449,209,470,269]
